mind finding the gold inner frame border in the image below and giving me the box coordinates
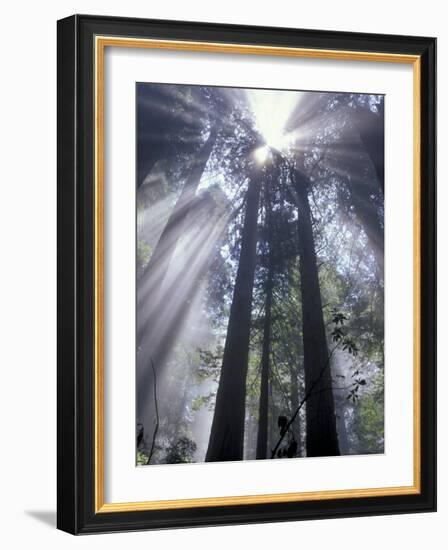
[94,35,421,513]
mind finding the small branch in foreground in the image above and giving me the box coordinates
[270,341,341,459]
[146,359,159,465]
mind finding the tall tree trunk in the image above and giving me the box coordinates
[136,129,218,420]
[136,198,227,421]
[137,127,218,340]
[289,364,302,456]
[256,258,273,459]
[206,172,262,462]
[137,156,160,189]
[292,168,340,457]
[354,105,384,194]
[344,106,384,276]
[346,176,384,276]
[269,378,278,454]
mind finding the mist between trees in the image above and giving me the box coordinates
[135,82,384,465]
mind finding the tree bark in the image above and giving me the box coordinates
[136,128,218,421]
[292,168,340,457]
[136,196,227,421]
[346,176,384,276]
[255,259,273,459]
[269,378,278,454]
[137,127,218,339]
[354,105,384,194]
[345,106,384,276]
[206,172,262,462]
[289,364,302,456]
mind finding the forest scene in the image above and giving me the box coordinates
[135,82,384,465]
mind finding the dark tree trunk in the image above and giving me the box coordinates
[135,129,218,421]
[206,172,262,462]
[269,379,278,454]
[354,105,384,194]
[289,365,302,456]
[136,84,207,189]
[136,130,223,421]
[292,169,340,457]
[137,127,218,337]
[346,176,384,276]
[255,260,273,459]
[346,106,384,276]
[137,156,160,189]
[136,196,227,421]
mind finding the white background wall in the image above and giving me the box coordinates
[0,1,444,547]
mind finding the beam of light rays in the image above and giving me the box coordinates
[246,89,303,156]
[139,281,212,437]
[136,207,232,421]
[138,191,176,234]
[137,206,231,341]
[137,192,227,313]
[254,144,270,164]
[138,85,211,121]
[138,128,205,146]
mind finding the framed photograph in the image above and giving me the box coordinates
[57,14,436,534]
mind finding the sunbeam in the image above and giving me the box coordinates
[247,89,302,154]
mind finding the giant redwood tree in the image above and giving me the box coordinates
[292,167,340,457]
[206,165,262,462]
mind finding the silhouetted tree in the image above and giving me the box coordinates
[206,166,262,462]
[292,167,340,457]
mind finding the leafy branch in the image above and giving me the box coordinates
[270,310,360,458]
[270,339,341,458]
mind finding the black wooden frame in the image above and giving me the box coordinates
[57,14,436,534]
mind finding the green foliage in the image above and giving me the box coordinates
[164,436,197,464]
[353,371,384,453]
[191,393,215,412]
[137,239,151,276]
[332,311,348,325]
[196,346,223,382]
[136,450,149,465]
[329,311,359,357]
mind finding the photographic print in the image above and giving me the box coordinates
[135,82,385,466]
[58,17,436,533]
